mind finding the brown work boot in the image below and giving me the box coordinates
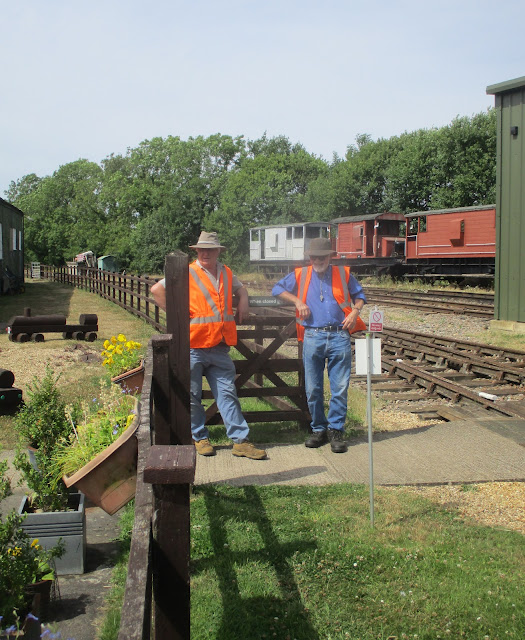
[193,438,215,456]
[232,440,267,460]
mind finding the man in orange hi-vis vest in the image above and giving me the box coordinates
[272,237,367,453]
[151,232,267,460]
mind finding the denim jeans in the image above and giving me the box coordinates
[302,329,352,432]
[190,344,250,443]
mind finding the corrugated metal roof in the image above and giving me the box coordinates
[404,204,495,218]
[250,221,329,230]
[330,211,404,223]
[487,76,525,95]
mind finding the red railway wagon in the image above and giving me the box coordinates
[404,204,496,277]
[331,212,406,275]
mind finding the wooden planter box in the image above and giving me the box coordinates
[19,492,86,575]
[63,402,140,515]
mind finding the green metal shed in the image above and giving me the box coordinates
[487,76,525,329]
[97,255,120,272]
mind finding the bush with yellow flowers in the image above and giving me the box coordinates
[101,334,143,378]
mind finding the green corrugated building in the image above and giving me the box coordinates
[487,76,525,331]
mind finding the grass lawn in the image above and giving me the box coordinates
[103,484,524,640]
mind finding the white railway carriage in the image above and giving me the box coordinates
[249,222,330,262]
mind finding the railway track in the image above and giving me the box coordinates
[352,326,525,422]
[364,287,494,318]
[246,295,525,422]
[247,283,495,318]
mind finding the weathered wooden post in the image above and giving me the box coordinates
[144,252,195,640]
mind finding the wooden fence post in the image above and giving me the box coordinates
[149,251,193,640]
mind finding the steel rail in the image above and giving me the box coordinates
[381,354,524,418]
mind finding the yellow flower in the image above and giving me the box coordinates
[115,345,123,355]
[117,334,126,342]
[103,339,111,349]
[111,336,117,345]
[31,539,39,547]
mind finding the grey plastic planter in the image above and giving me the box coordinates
[19,492,86,575]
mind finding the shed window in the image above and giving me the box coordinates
[250,229,260,241]
[19,230,22,250]
[408,219,418,235]
[287,228,293,239]
[11,228,17,250]
[294,226,303,239]
[419,216,427,232]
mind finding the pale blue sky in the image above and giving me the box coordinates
[1,0,523,196]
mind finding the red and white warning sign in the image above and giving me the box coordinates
[369,310,384,332]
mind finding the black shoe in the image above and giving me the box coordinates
[328,429,348,453]
[305,430,328,448]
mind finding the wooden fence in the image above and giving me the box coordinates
[35,256,309,639]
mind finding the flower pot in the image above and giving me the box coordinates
[19,492,86,575]
[110,361,144,395]
[62,402,140,515]
[25,578,52,621]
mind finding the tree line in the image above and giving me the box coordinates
[6,109,496,273]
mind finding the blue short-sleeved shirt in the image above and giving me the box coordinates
[271,266,366,328]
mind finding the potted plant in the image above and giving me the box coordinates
[12,369,86,576]
[14,366,76,465]
[101,333,144,394]
[51,383,140,516]
[0,452,63,626]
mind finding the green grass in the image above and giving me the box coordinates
[100,484,524,640]
[191,484,524,639]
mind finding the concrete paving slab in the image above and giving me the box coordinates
[194,419,525,487]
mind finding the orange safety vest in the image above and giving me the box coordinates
[294,265,367,341]
[189,262,238,348]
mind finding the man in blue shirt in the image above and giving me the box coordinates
[272,237,366,453]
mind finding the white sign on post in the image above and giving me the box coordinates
[355,338,382,375]
[369,309,384,333]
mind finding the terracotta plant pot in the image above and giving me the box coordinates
[110,361,145,395]
[25,578,53,621]
[62,402,140,515]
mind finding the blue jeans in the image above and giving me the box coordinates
[190,344,250,443]
[302,329,352,433]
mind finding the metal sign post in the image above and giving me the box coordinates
[355,306,383,527]
[366,331,375,527]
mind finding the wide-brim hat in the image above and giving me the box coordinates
[189,231,226,250]
[304,237,336,257]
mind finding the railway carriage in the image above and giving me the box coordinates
[249,205,497,283]
[249,221,329,274]
[404,204,496,277]
[331,211,406,275]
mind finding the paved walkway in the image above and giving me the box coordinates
[195,418,525,486]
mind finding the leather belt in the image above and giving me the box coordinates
[306,325,344,332]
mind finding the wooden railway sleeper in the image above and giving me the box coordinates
[381,354,523,418]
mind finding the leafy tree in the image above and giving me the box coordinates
[204,140,328,269]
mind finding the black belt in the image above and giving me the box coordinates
[306,325,344,332]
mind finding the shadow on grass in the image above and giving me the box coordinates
[0,281,76,323]
[195,485,320,639]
